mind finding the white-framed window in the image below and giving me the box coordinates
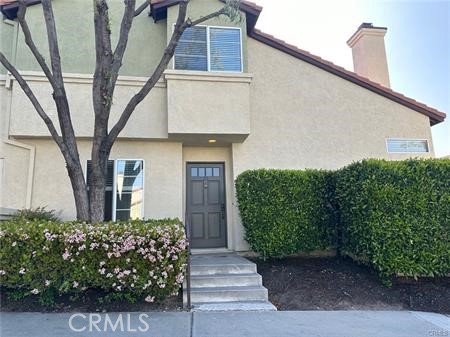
[174,25,243,72]
[386,139,429,153]
[86,159,144,221]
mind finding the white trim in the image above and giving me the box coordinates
[112,160,117,221]
[173,24,243,73]
[385,138,430,153]
[208,25,244,73]
[206,25,211,72]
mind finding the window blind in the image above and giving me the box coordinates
[174,26,208,71]
[174,26,242,72]
[209,27,242,72]
[387,139,429,153]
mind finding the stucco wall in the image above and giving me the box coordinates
[8,72,168,138]
[228,37,434,251]
[166,70,251,139]
[0,139,184,220]
[11,0,166,76]
[233,38,433,174]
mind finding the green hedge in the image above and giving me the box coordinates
[0,219,187,305]
[235,169,337,258]
[336,159,450,282]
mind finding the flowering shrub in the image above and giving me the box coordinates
[0,219,187,306]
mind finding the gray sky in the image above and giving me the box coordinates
[253,0,450,157]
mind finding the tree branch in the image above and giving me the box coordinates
[0,52,67,155]
[186,8,227,27]
[106,0,190,148]
[16,0,58,90]
[41,0,64,84]
[134,1,149,17]
[109,0,136,97]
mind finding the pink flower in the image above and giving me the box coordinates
[176,273,184,284]
[145,296,155,303]
[62,251,71,260]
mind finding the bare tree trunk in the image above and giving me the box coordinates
[67,163,90,221]
[88,148,108,223]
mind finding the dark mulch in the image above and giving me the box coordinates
[253,256,450,314]
[0,289,183,313]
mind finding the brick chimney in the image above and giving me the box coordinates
[347,23,390,88]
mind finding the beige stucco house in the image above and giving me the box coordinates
[0,0,446,250]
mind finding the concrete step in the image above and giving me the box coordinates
[191,300,277,312]
[190,273,262,288]
[190,263,257,276]
[190,286,268,303]
[190,254,257,276]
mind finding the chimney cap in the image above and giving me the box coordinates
[347,22,388,47]
[358,22,388,30]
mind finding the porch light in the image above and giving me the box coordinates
[208,139,217,143]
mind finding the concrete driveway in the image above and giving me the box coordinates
[1,310,449,337]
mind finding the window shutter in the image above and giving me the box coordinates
[86,160,114,189]
[209,27,242,72]
[174,26,208,71]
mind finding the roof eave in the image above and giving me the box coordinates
[150,0,262,33]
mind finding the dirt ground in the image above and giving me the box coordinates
[253,256,450,314]
[0,290,183,313]
[2,257,448,313]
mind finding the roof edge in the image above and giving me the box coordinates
[249,29,446,126]
[0,0,41,20]
[150,0,262,33]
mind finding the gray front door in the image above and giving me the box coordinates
[186,163,227,248]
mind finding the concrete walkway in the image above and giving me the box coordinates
[1,310,449,337]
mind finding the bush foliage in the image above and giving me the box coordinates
[335,159,450,283]
[236,159,449,284]
[11,207,60,222]
[235,169,337,258]
[0,219,187,305]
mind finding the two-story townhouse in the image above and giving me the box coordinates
[0,0,446,251]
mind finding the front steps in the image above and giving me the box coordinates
[183,253,277,312]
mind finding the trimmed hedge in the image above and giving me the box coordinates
[235,169,337,258]
[0,219,187,305]
[336,159,450,283]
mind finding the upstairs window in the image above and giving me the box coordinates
[174,26,242,72]
[386,139,429,153]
